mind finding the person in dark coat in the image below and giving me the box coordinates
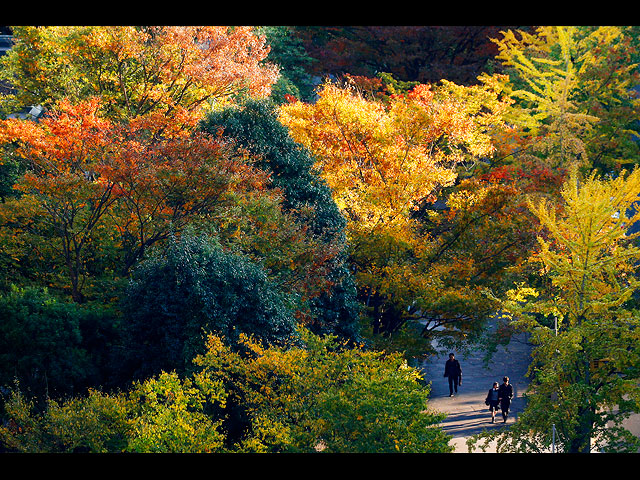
[498,376,514,423]
[485,381,500,423]
[443,353,462,397]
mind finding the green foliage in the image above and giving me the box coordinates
[1,328,451,453]
[193,328,453,453]
[258,26,317,103]
[0,286,119,399]
[0,154,21,204]
[119,233,299,381]
[202,99,360,340]
[125,371,227,453]
[471,167,640,453]
[0,387,130,453]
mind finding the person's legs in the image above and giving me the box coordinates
[448,376,459,395]
[501,401,510,422]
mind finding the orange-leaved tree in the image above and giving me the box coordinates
[279,80,509,350]
[0,98,272,302]
[0,26,282,302]
[0,26,279,124]
[0,98,117,302]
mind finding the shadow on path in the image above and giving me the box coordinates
[420,324,532,452]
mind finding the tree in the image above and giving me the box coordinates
[0,327,451,453]
[194,328,453,453]
[124,371,227,453]
[0,286,118,400]
[0,98,118,302]
[470,166,640,453]
[278,79,509,352]
[484,26,640,174]
[0,369,228,453]
[202,98,360,340]
[119,233,299,382]
[258,26,317,103]
[289,26,527,86]
[0,98,269,302]
[0,386,130,453]
[0,26,279,123]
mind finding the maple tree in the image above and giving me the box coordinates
[0,98,271,303]
[0,98,118,302]
[279,79,511,350]
[0,26,279,124]
[0,26,282,303]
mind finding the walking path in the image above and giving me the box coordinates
[420,322,640,453]
[420,324,533,453]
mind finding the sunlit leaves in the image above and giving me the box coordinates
[278,80,509,344]
[485,26,640,172]
[279,81,502,234]
[0,26,280,123]
[482,167,640,453]
[194,328,452,453]
[0,98,272,301]
[126,371,227,453]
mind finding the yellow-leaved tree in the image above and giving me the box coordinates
[483,26,640,173]
[279,79,509,352]
[470,166,640,453]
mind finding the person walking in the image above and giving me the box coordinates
[498,376,514,423]
[443,353,462,397]
[485,382,500,423]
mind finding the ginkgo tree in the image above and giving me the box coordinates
[483,26,640,174]
[470,166,640,453]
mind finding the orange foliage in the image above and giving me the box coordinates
[0,98,270,301]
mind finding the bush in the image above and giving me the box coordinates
[0,286,118,400]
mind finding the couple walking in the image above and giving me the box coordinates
[485,377,513,423]
[443,353,514,423]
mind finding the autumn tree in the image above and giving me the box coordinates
[193,328,452,453]
[0,98,118,302]
[470,167,640,453]
[289,26,527,86]
[279,79,510,352]
[202,98,359,340]
[483,26,640,175]
[1,327,452,453]
[0,26,279,123]
[0,26,282,302]
[0,98,272,303]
